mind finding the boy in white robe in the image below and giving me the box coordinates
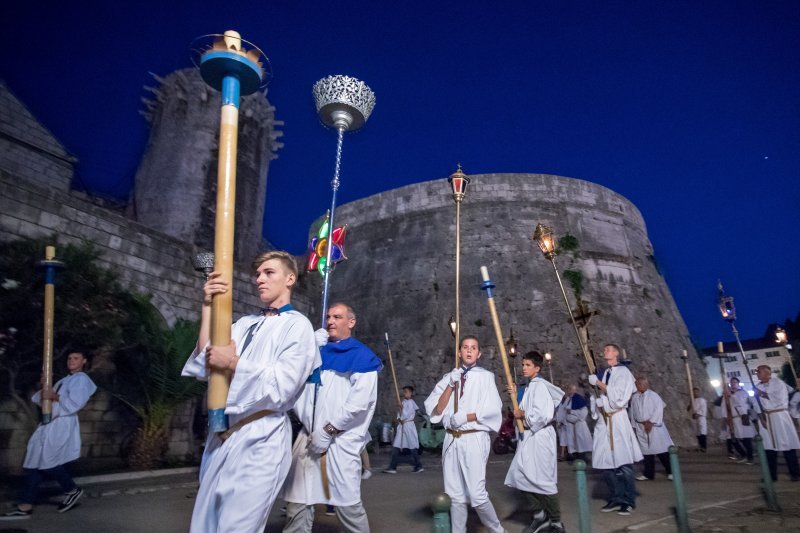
[383,385,424,473]
[688,388,708,451]
[281,302,382,533]
[2,351,96,519]
[588,343,643,516]
[754,365,800,481]
[182,251,318,533]
[424,335,505,533]
[629,375,673,481]
[729,377,756,464]
[564,384,593,461]
[505,351,565,533]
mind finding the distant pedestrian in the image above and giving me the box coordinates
[689,387,708,452]
[629,375,673,481]
[383,386,424,474]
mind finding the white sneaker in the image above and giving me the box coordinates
[667,474,674,480]
[635,475,648,481]
[361,469,372,480]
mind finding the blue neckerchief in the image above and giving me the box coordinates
[570,392,588,410]
[261,303,293,316]
[320,337,383,374]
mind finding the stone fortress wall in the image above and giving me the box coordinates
[328,173,706,445]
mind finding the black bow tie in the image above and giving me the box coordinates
[260,307,281,316]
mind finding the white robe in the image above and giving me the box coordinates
[24,372,96,470]
[423,367,502,506]
[505,377,558,495]
[555,397,572,450]
[565,403,593,454]
[393,398,420,449]
[729,389,756,439]
[281,362,378,507]
[754,378,800,451]
[692,397,708,435]
[629,389,673,455]
[591,365,643,469]
[182,309,318,533]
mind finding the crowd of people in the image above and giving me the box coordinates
[3,249,799,533]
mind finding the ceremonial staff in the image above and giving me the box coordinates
[197,30,266,433]
[312,75,375,325]
[532,224,597,376]
[680,349,696,420]
[480,266,525,434]
[717,281,766,426]
[36,246,64,424]
[385,333,402,412]
[447,166,470,412]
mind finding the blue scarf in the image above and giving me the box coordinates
[570,393,587,410]
[320,337,383,374]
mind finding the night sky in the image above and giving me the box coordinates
[3,1,798,348]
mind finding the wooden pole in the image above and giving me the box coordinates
[682,349,696,411]
[385,333,402,412]
[40,245,57,424]
[480,266,525,433]
[718,342,735,435]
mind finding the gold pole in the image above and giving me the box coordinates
[207,95,239,432]
[480,266,525,434]
[718,342,735,435]
[453,199,461,413]
[40,245,56,424]
[682,349,696,405]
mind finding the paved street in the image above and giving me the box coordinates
[2,447,799,532]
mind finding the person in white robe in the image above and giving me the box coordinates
[713,395,739,459]
[564,384,593,461]
[1,351,96,519]
[689,388,708,451]
[729,377,755,463]
[281,302,382,533]
[588,343,643,515]
[555,393,571,461]
[753,365,800,481]
[629,375,673,480]
[182,251,318,533]
[505,351,565,533]
[423,335,505,533]
[384,385,423,473]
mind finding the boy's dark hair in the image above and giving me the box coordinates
[604,343,621,355]
[402,385,414,393]
[459,335,479,349]
[523,350,543,367]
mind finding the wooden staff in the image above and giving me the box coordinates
[199,31,265,432]
[385,332,402,412]
[37,246,63,424]
[480,266,525,433]
[682,349,696,417]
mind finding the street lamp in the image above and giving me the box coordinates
[532,223,595,376]
[544,351,554,382]
[505,328,519,382]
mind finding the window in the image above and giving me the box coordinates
[748,353,758,360]
[766,351,781,358]
[727,370,741,378]
[725,356,737,363]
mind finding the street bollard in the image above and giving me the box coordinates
[431,492,451,533]
[668,446,690,533]
[754,435,781,512]
[574,459,592,533]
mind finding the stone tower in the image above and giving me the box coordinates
[133,68,283,262]
[326,172,703,445]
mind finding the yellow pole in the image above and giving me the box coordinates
[207,96,239,431]
[480,266,525,434]
[40,245,56,424]
[453,200,462,413]
[683,349,696,408]
[385,333,402,412]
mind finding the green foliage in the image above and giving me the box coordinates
[558,234,579,253]
[563,270,584,298]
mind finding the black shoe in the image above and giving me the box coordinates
[550,521,566,533]
[0,507,32,520]
[600,502,621,513]
[58,488,84,513]
[617,504,634,516]
[524,512,550,533]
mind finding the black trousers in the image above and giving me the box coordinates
[696,434,707,450]
[765,449,800,481]
[643,452,671,479]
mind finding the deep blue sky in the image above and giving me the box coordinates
[3,1,798,347]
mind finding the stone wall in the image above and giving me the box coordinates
[328,172,705,445]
